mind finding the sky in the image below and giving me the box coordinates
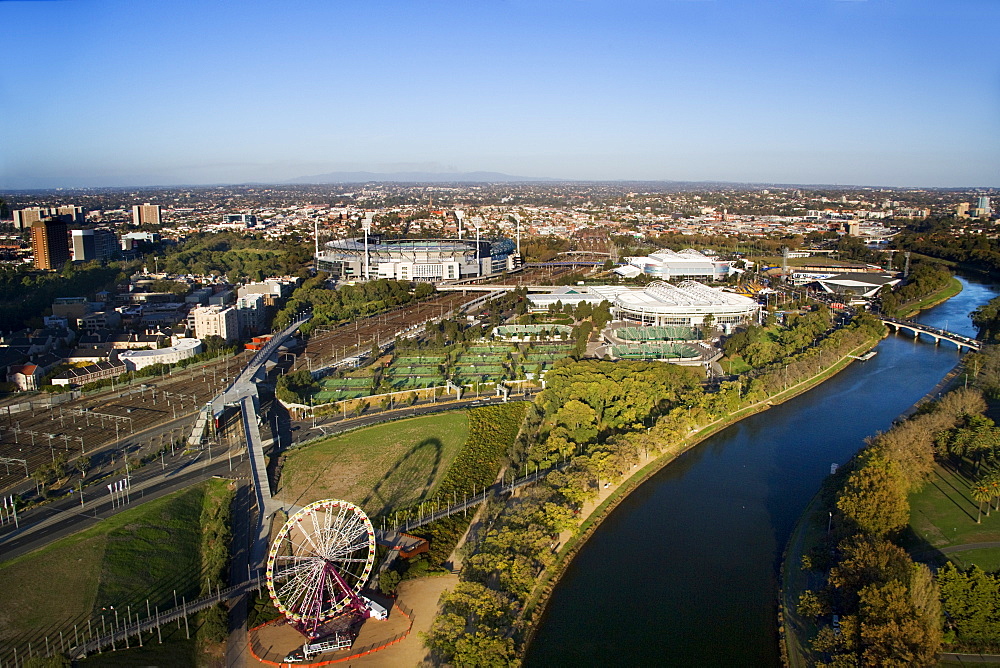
[1,0,998,189]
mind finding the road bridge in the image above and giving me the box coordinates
[880,317,981,351]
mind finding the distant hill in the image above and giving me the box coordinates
[285,170,556,184]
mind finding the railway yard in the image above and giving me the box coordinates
[0,264,581,499]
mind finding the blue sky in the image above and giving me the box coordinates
[2,0,997,188]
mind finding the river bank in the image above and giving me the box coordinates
[519,333,883,659]
[896,277,964,318]
[524,275,999,666]
[778,279,985,667]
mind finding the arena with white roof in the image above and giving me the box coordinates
[528,280,759,330]
[621,249,731,281]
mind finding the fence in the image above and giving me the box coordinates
[0,576,268,663]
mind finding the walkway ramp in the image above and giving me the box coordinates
[187,405,212,448]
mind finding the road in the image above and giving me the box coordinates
[0,379,537,565]
[0,444,244,562]
[285,391,538,446]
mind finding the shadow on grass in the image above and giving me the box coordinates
[899,524,949,567]
[362,437,443,517]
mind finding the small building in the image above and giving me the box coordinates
[50,360,127,387]
[119,338,202,371]
[6,363,42,391]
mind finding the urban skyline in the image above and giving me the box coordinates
[2,0,998,189]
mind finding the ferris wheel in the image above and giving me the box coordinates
[266,499,376,637]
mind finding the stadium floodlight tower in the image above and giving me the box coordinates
[455,209,465,240]
[313,217,320,266]
[362,213,374,280]
[511,213,521,255]
[471,216,483,274]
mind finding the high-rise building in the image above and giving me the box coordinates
[224,214,258,226]
[71,229,118,262]
[132,203,161,226]
[13,205,85,230]
[30,217,71,270]
[55,206,85,225]
[977,196,992,216]
[13,207,45,230]
[236,292,267,336]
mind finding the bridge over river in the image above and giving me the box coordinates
[880,316,981,351]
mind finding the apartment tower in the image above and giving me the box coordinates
[31,217,71,270]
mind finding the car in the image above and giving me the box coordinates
[284,650,305,662]
[291,425,301,431]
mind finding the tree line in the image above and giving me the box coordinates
[795,365,1000,664]
[272,273,434,335]
[424,310,887,666]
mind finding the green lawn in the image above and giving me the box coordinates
[906,461,1000,569]
[0,480,228,653]
[275,412,470,519]
[721,355,753,375]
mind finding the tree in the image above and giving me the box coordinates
[828,535,912,610]
[971,481,991,524]
[202,335,227,354]
[836,456,909,536]
[76,455,92,477]
[938,563,1000,647]
[798,590,827,619]
[856,580,940,667]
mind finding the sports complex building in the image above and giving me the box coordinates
[528,280,760,331]
[617,249,731,281]
[316,237,519,282]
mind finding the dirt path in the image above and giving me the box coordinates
[347,575,458,668]
[248,575,458,667]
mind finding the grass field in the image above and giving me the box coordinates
[906,461,1000,565]
[0,480,229,653]
[275,412,470,519]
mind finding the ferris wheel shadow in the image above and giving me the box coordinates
[361,437,444,519]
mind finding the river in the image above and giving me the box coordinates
[524,276,999,667]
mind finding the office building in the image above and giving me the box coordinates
[30,217,70,270]
[71,229,118,262]
[132,203,162,226]
[119,338,203,371]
